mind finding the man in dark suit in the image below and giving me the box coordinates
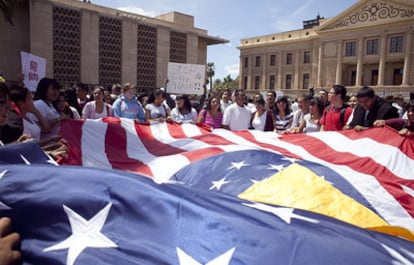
[347,86,398,131]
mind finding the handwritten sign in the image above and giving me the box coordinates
[21,52,46,91]
[167,62,205,95]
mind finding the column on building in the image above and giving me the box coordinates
[277,51,283,89]
[239,56,244,89]
[156,26,170,88]
[262,53,267,90]
[355,38,364,87]
[80,9,99,84]
[311,40,319,88]
[317,43,323,87]
[335,41,343,85]
[377,33,387,86]
[186,33,198,64]
[248,55,253,90]
[402,29,413,86]
[121,18,138,84]
[30,0,54,77]
[293,50,300,89]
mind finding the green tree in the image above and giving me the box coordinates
[206,62,215,92]
[213,75,239,92]
[223,74,233,84]
[0,0,19,26]
[213,78,222,89]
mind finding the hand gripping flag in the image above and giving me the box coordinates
[58,118,414,240]
[0,164,414,265]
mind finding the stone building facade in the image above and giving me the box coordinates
[239,0,414,97]
[0,0,227,92]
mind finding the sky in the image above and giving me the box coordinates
[90,0,359,81]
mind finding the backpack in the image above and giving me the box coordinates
[324,104,348,126]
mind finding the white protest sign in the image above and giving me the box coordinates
[167,62,205,95]
[21,51,46,91]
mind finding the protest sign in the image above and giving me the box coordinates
[167,62,205,95]
[21,51,46,91]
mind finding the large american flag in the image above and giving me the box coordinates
[1,118,413,264]
[60,118,414,233]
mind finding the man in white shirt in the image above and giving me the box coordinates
[290,94,310,129]
[222,89,251,131]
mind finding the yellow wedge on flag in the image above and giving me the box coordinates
[238,163,414,241]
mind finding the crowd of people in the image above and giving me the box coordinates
[202,85,413,137]
[1,77,414,152]
[0,74,414,263]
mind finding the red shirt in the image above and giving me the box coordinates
[320,105,353,131]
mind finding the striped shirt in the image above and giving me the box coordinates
[275,112,293,132]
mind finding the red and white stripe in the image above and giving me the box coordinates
[60,118,414,231]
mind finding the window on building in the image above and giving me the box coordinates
[270,54,276,66]
[269,75,275,89]
[393,68,403,85]
[303,73,310,89]
[390,36,404,53]
[371,70,378,85]
[285,74,292,89]
[345,41,357,57]
[366,39,379,55]
[286,53,293,64]
[255,56,261,67]
[255,76,260,90]
[244,57,249,68]
[351,71,357,86]
[243,76,248,90]
[304,51,311,64]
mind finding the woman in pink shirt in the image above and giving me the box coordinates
[82,87,113,119]
[197,95,223,129]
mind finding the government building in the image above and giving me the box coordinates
[239,0,414,97]
[0,0,227,91]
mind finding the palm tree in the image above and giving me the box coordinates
[0,0,19,26]
[223,74,233,84]
[206,62,215,91]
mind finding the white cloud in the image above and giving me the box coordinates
[224,63,240,77]
[270,0,315,32]
[117,6,155,17]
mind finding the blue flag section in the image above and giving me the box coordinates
[172,149,377,214]
[0,141,54,165]
[1,164,414,265]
